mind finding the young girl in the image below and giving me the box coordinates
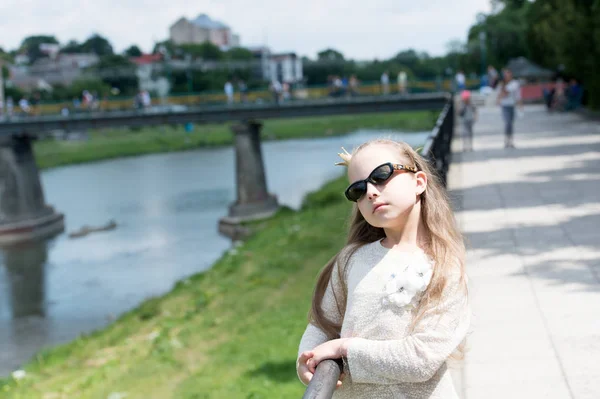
[296,139,470,398]
[459,90,477,152]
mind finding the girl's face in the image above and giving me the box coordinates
[347,144,426,229]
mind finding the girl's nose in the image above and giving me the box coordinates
[366,182,380,200]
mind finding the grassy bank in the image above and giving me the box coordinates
[1,175,353,398]
[33,110,437,170]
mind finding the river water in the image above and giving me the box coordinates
[0,129,429,375]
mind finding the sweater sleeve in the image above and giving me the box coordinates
[297,253,348,384]
[346,272,470,384]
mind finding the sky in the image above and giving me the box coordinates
[0,0,492,60]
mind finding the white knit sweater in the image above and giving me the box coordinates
[297,240,470,399]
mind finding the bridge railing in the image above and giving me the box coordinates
[420,98,455,186]
[301,98,455,399]
[302,359,343,399]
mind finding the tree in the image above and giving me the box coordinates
[179,42,223,60]
[0,48,12,63]
[124,45,143,57]
[526,0,600,108]
[467,5,530,70]
[92,55,137,95]
[317,48,345,62]
[225,47,254,61]
[81,34,114,56]
[20,35,59,63]
[153,40,178,57]
[62,40,83,54]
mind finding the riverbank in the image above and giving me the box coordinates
[1,175,352,398]
[33,110,436,170]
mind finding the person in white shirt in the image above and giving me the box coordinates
[380,72,390,95]
[18,98,30,115]
[397,71,407,95]
[496,68,523,148]
[455,70,466,91]
[224,81,234,104]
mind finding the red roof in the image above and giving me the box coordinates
[130,54,163,65]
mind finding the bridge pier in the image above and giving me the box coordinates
[218,121,279,240]
[0,135,64,245]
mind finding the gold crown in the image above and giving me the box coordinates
[335,147,352,166]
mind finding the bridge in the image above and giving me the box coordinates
[0,93,450,245]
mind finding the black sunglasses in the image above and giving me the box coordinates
[344,162,418,202]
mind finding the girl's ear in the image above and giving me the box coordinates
[415,171,427,195]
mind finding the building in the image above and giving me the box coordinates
[248,47,303,84]
[169,14,240,49]
[27,53,100,86]
[270,53,303,84]
[8,53,100,91]
[130,54,171,98]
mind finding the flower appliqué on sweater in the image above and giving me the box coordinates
[383,255,433,310]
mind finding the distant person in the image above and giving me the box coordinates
[455,70,466,92]
[238,80,248,103]
[82,90,94,110]
[332,76,343,97]
[487,65,499,88]
[282,82,291,102]
[397,71,407,94]
[565,78,583,111]
[18,97,31,116]
[270,80,282,104]
[141,90,152,108]
[349,75,359,97]
[380,71,390,95]
[496,68,522,149]
[459,90,477,152]
[296,139,470,397]
[224,80,234,104]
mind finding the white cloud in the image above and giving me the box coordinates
[0,0,491,59]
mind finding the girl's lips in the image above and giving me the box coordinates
[373,203,388,212]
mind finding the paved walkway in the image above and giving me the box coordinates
[447,105,600,399]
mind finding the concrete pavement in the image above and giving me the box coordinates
[447,105,600,398]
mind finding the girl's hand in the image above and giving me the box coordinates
[299,349,346,389]
[297,351,314,386]
[306,338,352,373]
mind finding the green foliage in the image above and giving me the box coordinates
[61,39,83,54]
[70,78,111,97]
[179,42,223,60]
[19,35,59,63]
[317,48,345,61]
[467,5,531,69]
[93,55,138,95]
[153,40,178,56]
[124,45,143,57]
[526,0,600,108]
[225,47,254,60]
[80,33,114,56]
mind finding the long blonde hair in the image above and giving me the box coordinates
[309,139,467,339]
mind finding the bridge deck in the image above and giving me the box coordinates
[0,93,448,137]
[448,105,600,398]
